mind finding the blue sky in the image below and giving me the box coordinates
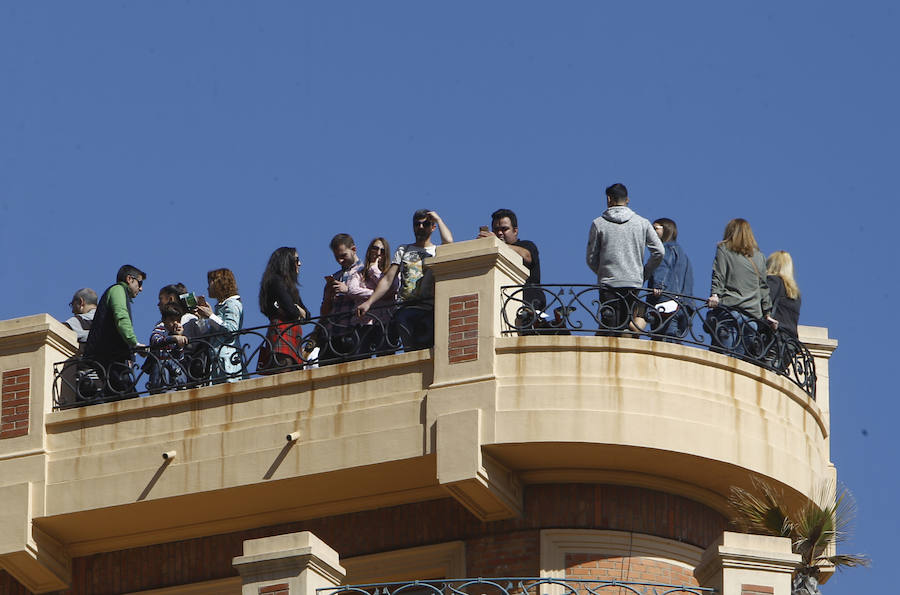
[1,3,896,592]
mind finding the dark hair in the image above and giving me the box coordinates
[72,288,98,306]
[329,233,355,252]
[259,247,300,316]
[207,268,239,301]
[160,305,182,322]
[491,208,518,229]
[159,284,188,317]
[412,209,432,223]
[116,264,146,284]
[653,218,678,242]
[605,183,628,204]
[364,237,391,282]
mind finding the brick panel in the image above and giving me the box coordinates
[742,586,774,595]
[448,294,478,363]
[1,368,29,439]
[259,584,290,594]
[566,553,698,587]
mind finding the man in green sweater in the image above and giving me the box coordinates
[83,264,147,397]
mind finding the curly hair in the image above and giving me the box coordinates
[207,268,239,301]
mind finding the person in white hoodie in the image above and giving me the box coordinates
[586,183,664,334]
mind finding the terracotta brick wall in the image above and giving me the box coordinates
[741,586,774,595]
[448,294,478,363]
[566,553,698,587]
[1,368,30,439]
[259,584,290,594]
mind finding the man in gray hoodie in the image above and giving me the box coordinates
[586,183,665,333]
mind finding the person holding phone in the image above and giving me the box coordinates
[478,208,544,316]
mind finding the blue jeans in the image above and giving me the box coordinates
[708,308,757,356]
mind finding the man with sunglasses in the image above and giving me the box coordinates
[83,265,148,398]
[356,209,453,350]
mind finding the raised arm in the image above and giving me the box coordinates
[429,211,453,243]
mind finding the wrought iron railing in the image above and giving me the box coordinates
[53,302,433,409]
[318,577,715,595]
[501,284,816,399]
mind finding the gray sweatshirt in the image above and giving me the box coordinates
[586,206,665,288]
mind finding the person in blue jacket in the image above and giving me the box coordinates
[647,218,694,339]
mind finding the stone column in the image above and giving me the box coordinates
[695,532,799,595]
[233,531,346,595]
[426,237,528,521]
[0,314,77,593]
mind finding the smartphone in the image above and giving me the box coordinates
[479,225,490,233]
[197,295,208,307]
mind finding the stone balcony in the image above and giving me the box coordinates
[0,237,835,593]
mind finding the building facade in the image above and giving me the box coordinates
[0,238,836,595]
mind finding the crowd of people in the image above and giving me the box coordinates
[61,186,802,400]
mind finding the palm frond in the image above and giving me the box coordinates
[823,553,871,569]
[728,477,794,538]
[728,476,870,574]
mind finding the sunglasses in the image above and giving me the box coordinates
[414,219,434,228]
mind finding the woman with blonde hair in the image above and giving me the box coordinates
[766,251,801,337]
[707,218,778,355]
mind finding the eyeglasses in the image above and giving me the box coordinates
[369,246,385,253]
[129,276,143,288]
[414,219,434,228]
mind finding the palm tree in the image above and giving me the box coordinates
[728,477,869,595]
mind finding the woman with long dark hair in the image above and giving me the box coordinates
[707,219,777,355]
[257,247,310,370]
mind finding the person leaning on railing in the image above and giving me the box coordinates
[706,219,778,355]
[356,209,453,351]
[83,264,147,396]
[257,247,310,371]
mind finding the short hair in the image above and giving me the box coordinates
[413,209,432,223]
[720,218,759,258]
[159,284,186,299]
[329,233,355,252]
[491,208,518,229]
[159,284,188,317]
[605,183,628,204]
[116,264,147,284]
[160,305,182,322]
[653,218,678,242]
[207,268,239,301]
[71,288,98,306]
